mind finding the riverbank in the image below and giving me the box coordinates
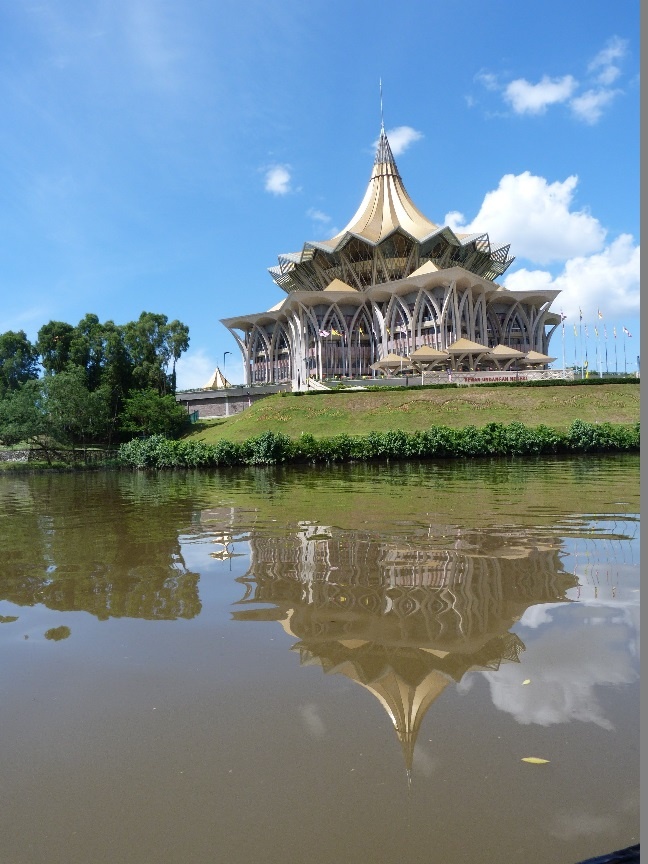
[186,381,639,444]
[117,420,639,469]
[2,383,639,471]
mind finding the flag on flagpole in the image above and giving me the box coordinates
[573,324,577,337]
[613,326,617,338]
[594,326,599,338]
[584,324,588,337]
[579,307,583,321]
[598,309,603,319]
[319,329,329,337]
[331,328,341,336]
[623,326,632,337]
[560,311,567,321]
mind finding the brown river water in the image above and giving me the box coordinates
[0,455,639,864]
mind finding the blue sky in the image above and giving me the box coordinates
[1,0,639,386]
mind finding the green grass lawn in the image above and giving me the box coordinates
[185,383,640,444]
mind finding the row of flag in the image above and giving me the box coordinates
[560,308,632,339]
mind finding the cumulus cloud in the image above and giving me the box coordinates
[375,126,423,156]
[504,75,577,115]
[445,171,639,322]
[264,165,292,195]
[570,88,620,124]
[445,171,606,265]
[476,36,629,125]
[504,234,640,322]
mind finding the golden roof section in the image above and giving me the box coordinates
[323,278,358,293]
[320,127,439,247]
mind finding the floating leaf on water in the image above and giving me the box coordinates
[522,679,531,685]
[521,757,550,764]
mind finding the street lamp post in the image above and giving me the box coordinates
[224,351,231,367]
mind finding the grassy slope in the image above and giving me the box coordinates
[185,383,640,444]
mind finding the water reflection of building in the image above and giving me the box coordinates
[234,524,577,774]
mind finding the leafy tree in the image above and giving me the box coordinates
[36,321,75,374]
[68,313,109,390]
[123,312,189,396]
[0,380,60,464]
[0,330,39,397]
[120,389,189,438]
[0,370,113,462]
[45,368,113,454]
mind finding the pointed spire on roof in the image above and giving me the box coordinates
[320,117,438,247]
[373,125,400,177]
[374,79,400,177]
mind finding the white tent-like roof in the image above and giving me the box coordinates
[204,367,232,389]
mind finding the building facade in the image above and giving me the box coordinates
[222,127,561,388]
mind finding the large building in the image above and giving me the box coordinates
[221,126,561,389]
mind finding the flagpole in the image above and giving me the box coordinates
[614,327,618,374]
[596,310,603,378]
[579,310,584,379]
[604,325,608,376]
[561,314,566,375]
[595,329,600,378]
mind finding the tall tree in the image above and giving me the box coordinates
[68,313,108,390]
[36,321,75,375]
[0,330,39,397]
[123,312,189,396]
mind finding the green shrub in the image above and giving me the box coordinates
[242,431,294,464]
[117,420,639,469]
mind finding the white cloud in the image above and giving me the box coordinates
[475,70,499,91]
[445,171,639,322]
[375,126,423,156]
[477,37,629,124]
[570,88,620,124]
[504,75,577,115]
[504,234,640,322]
[482,614,638,729]
[299,702,326,738]
[445,171,606,265]
[588,35,628,85]
[307,208,331,225]
[264,165,292,196]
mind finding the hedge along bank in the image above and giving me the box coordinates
[117,420,640,469]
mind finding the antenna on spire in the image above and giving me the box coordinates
[379,78,384,130]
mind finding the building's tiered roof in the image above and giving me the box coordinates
[269,126,515,293]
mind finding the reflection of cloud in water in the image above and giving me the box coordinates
[550,810,616,841]
[412,743,437,777]
[483,615,638,729]
[549,790,638,841]
[299,702,326,739]
[518,604,555,629]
